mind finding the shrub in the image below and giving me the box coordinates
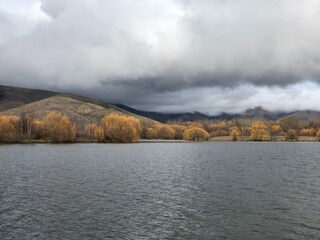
[287,129,298,140]
[0,116,19,143]
[250,121,269,141]
[154,124,175,139]
[299,128,314,136]
[316,129,320,141]
[170,124,187,139]
[183,127,210,141]
[145,128,157,139]
[40,112,76,142]
[230,127,241,141]
[102,113,141,143]
[85,123,104,142]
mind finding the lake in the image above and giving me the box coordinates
[1,142,320,239]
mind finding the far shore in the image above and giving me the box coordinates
[1,137,319,144]
[139,139,187,143]
[209,136,319,142]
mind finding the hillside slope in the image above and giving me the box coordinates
[0,85,57,112]
[1,96,157,132]
[282,110,320,121]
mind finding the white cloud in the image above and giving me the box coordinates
[133,82,320,115]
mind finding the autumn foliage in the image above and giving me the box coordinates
[0,116,19,143]
[85,123,104,142]
[209,122,228,137]
[250,121,270,141]
[153,124,175,139]
[39,112,77,142]
[229,127,241,141]
[170,124,187,139]
[299,128,314,136]
[3,109,320,143]
[183,127,210,141]
[317,130,320,141]
[145,128,157,139]
[102,113,141,143]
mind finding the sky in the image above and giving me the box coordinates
[1,0,320,115]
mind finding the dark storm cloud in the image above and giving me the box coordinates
[1,0,320,113]
[100,70,306,94]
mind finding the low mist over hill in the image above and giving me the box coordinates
[115,105,306,123]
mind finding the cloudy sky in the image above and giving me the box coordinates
[1,0,320,114]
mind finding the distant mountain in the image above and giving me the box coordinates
[115,104,212,122]
[115,105,290,122]
[242,106,275,119]
[240,106,288,121]
[212,112,240,120]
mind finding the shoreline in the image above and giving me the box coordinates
[0,138,319,144]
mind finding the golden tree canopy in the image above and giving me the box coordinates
[183,127,210,141]
[145,128,157,139]
[170,124,187,139]
[0,116,19,143]
[271,124,282,134]
[85,123,104,142]
[153,124,175,139]
[41,112,76,142]
[299,128,314,136]
[102,113,141,143]
[229,127,241,141]
[250,121,270,141]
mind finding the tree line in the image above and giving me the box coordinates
[1,112,320,143]
[143,118,320,141]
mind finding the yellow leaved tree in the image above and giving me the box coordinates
[229,127,241,141]
[250,121,270,141]
[183,127,210,141]
[85,123,105,142]
[0,116,19,143]
[102,113,141,143]
[299,128,314,136]
[40,112,76,142]
[170,124,187,139]
[145,128,157,139]
[153,124,175,139]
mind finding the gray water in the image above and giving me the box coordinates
[0,142,320,240]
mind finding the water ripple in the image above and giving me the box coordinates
[1,142,320,239]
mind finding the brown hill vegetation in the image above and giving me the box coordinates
[0,96,157,134]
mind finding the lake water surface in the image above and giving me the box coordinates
[1,142,320,239]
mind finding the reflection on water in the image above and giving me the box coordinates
[1,142,320,239]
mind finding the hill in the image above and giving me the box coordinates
[240,106,289,121]
[0,93,157,133]
[282,110,320,121]
[0,85,57,112]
